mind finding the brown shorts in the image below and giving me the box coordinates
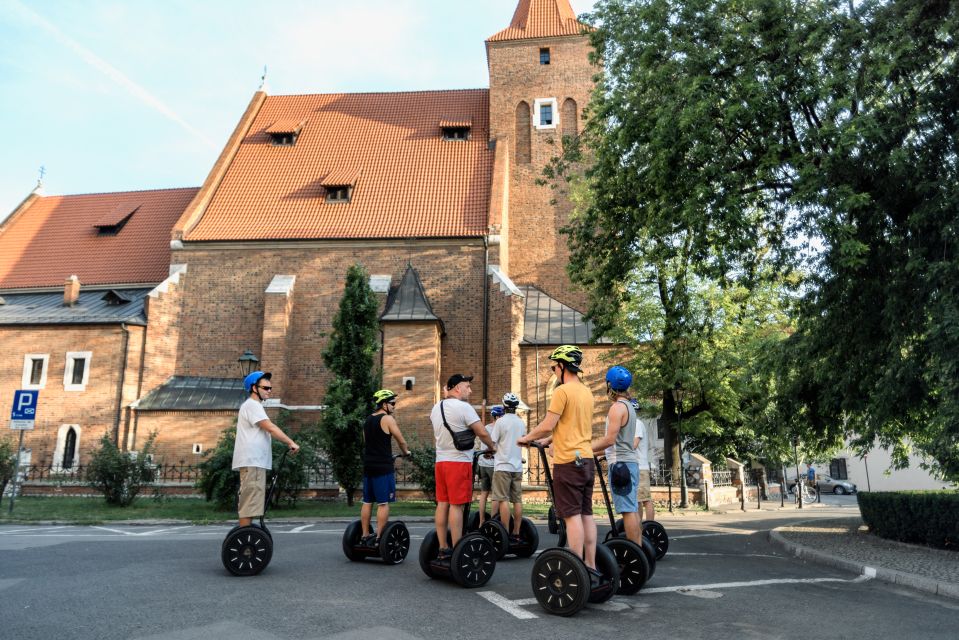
[491,470,523,503]
[637,469,652,502]
[552,458,595,518]
[238,466,267,518]
[478,465,494,492]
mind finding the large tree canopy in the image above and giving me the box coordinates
[565,0,958,479]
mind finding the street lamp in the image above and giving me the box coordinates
[671,382,688,509]
[237,349,259,377]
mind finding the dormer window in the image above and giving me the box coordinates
[266,119,306,146]
[93,204,139,236]
[540,48,551,65]
[321,168,359,204]
[439,118,472,141]
[101,290,131,306]
[325,186,351,202]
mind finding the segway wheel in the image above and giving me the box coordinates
[547,506,559,534]
[643,520,669,560]
[450,534,496,588]
[491,513,515,532]
[515,517,539,558]
[605,538,649,596]
[557,530,566,548]
[467,511,492,532]
[641,536,657,578]
[479,519,510,560]
[532,548,590,617]
[614,517,625,536]
[378,522,410,565]
[587,542,620,603]
[222,525,273,576]
[419,530,440,578]
[342,520,363,561]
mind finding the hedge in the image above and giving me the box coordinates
[858,491,959,550]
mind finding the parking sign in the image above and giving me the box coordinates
[10,389,39,430]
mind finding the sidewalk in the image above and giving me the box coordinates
[769,516,959,601]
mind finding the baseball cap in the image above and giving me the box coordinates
[610,462,632,496]
[446,373,474,390]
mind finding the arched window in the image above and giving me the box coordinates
[562,98,578,140]
[62,427,77,469]
[515,101,531,164]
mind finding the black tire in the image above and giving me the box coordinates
[479,519,510,559]
[641,536,657,578]
[642,521,669,560]
[605,538,649,595]
[531,548,590,616]
[515,517,539,558]
[222,525,273,576]
[587,542,620,603]
[342,520,363,562]
[450,534,496,588]
[492,512,516,532]
[833,485,845,495]
[378,522,410,565]
[418,530,452,578]
[557,530,566,548]
[547,506,559,534]
[467,511,491,532]
[614,518,625,536]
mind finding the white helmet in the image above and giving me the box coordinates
[502,392,520,407]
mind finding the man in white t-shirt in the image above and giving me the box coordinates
[232,371,299,526]
[636,413,654,522]
[430,373,496,563]
[476,406,502,527]
[490,392,526,541]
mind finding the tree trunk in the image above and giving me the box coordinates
[345,487,355,507]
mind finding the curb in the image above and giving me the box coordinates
[768,524,959,601]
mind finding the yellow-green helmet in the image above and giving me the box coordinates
[372,389,397,406]
[549,345,584,372]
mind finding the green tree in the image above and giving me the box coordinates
[565,0,959,479]
[318,263,380,505]
[0,438,17,505]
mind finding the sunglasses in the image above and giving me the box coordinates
[388,401,397,406]
[258,386,273,391]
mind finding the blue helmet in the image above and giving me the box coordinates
[243,371,272,393]
[605,365,632,392]
[490,405,505,418]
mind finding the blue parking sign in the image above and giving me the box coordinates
[10,389,39,430]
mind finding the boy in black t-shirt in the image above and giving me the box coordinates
[360,389,410,546]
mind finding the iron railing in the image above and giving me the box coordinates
[712,470,733,486]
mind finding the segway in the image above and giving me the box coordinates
[609,517,669,562]
[221,450,287,576]
[527,443,620,616]
[419,452,497,588]
[595,457,653,593]
[342,454,412,564]
[477,509,540,560]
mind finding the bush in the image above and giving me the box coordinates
[86,433,157,506]
[197,412,311,511]
[0,438,17,505]
[858,491,959,550]
[406,436,436,503]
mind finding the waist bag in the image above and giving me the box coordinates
[440,401,476,451]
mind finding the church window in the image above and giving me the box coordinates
[515,102,531,164]
[562,98,578,139]
[22,354,49,389]
[62,427,77,469]
[540,48,551,65]
[64,351,92,391]
[534,98,558,130]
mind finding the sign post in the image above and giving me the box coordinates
[8,390,38,515]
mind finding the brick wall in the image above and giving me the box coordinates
[488,35,598,311]
[133,410,235,463]
[382,321,441,445]
[0,324,140,465]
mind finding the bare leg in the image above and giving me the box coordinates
[644,500,655,522]
[512,502,522,535]
[361,502,373,537]
[435,502,449,549]
[582,514,597,570]
[449,503,465,547]
[622,511,641,545]
[239,517,252,526]
[498,500,510,528]
[564,515,584,559]
[376,503,390,534]
[478,491,489,525]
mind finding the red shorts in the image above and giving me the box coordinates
[435,461,472,504]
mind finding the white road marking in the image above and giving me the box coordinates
[0,526,68,535]
[141,526,193,536]
[91,526,135,536]
[669,532,747,540]
[588,599,631,611]
[290,524,314,533]
[667,552,785,558]
[477,591,539,619]
[641,575,873,594]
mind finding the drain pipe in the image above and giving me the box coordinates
[482,235,490,413]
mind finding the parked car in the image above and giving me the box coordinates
[787,475,857,495]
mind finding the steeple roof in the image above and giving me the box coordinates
[488,0,591,42]
[381,264,439,323]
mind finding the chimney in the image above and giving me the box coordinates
[64,275,81,306]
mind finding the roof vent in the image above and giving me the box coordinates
[94,203,140,235]
[102,290,131,306]
[440,118,472,141]
[266,119,306,146]
[321,169,359,203]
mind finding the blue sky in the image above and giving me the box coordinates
[0,0,596,215]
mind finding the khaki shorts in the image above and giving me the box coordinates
[491,470,523,503]
[637,469,652,502]
[238,466,267,518]
[478,465,494,492]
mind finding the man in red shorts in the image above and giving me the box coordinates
[430,373,497,564]
[518,346,597,574]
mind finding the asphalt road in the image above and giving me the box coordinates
[1,500,956,640]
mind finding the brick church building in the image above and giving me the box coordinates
[0,0,625,469]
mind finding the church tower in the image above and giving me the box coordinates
[487,0,596,309]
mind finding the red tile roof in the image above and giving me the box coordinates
[0,187,198,289]
[319,168,360,187]
[265,119,306,135]
[184,90,493,241]
[488,0,591,42]
[439,118,473,128]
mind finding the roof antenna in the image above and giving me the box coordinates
[33,165,45,194]
[258,65,269,93]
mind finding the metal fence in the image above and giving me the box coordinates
[712,469,733,487]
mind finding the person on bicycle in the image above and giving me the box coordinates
[518,345,598,578]
[476,406,502,527]
[490,393,526,542]
[592,365,643,545]
[232,371,299,527]
[359,389,410,546]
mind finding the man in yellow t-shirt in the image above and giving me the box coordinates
[518,345,597,573]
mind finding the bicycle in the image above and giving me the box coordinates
[792,479,817,505]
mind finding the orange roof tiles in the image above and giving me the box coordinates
[93,202,140,228]
[439,118,473,128]
[488,0,592,42]
[265,119,306,135]
[320,168,360,187]
[185,90,492,241]
[0,187,198,289]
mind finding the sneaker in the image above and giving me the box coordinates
[588,567,605,589]
[433,547,453,566]
[508,534,523,546]
[359,534,377,548]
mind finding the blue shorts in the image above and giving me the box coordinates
[609,461,639,514]
[362,472,396,504]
